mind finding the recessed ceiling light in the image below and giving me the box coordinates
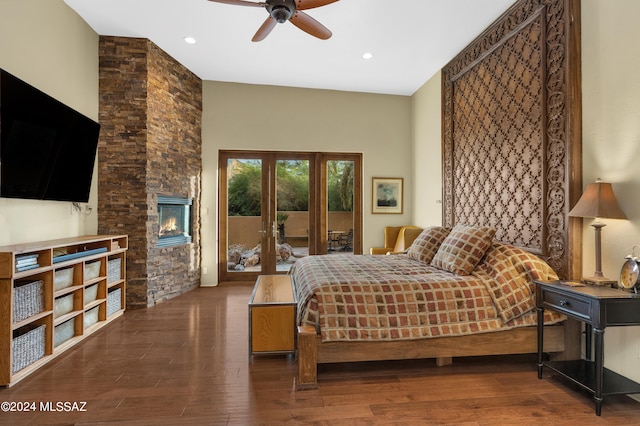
[362,52,374,60]
[184,36,197,45]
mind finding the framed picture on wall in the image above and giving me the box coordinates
[372,177,403,214]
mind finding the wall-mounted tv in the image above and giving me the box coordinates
[0,68,100,203]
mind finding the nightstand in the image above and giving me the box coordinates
[535,280,640,416]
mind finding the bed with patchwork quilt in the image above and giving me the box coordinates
[292,225,572,389]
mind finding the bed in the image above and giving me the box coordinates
[294,0,583,390]
[293,226,575,389]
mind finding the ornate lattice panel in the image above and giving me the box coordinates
[442,0,581,279]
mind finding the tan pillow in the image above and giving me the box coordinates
[430,224,496,275]
[406,226,451,264]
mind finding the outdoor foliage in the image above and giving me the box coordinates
[227,159,353,216]
[227,160,262,216]
[276,160,309,212]
[333,160,353,211]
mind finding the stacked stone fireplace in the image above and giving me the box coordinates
[97,36,202,308]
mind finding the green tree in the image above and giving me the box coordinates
[338,161,354,211]
[228,160,261,216]
[227,159,353,215]
[328,160,353,212]
[277,160,309,211]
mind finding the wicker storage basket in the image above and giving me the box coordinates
[12,324,45,374]
[54,294,74,318]
[54,319,75,348]
[107,258,121,284]
[13,280,44,323]
[85,260,101,281]
[84,284,98,305]
[54,268,74,291]
[107,288,122,316]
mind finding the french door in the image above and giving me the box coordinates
[218,150,362,282]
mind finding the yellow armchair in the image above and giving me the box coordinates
[370,226,422,255]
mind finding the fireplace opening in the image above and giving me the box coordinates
[158,196,193,247]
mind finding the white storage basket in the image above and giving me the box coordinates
[54,319,75,348]
[54,294,74,318]
[85,260,101,281]
[84,306,100,329]
[54,268,74,291]
[84,284,99,305]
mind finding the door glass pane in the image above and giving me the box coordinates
[276,159,310,272]
[226,158,263,273]
[327,160,354,254]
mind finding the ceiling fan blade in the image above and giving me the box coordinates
[290,11,332,40]
[252,17,277,42]
[208,0,266,7]
[295,0,339,10]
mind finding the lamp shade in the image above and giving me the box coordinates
[568,179,627,219]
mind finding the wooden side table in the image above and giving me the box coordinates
[535,280,640,415]
[248,275,297,361]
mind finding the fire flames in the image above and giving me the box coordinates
[159,216,181,237]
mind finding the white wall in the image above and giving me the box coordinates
[0,0,99,246]
[201,81,412,285]
[411,71,443,226]
[581,0,640,384]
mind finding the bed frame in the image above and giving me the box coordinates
[295,0,583,390]
[296,322,578,390]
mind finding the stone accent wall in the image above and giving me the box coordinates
[98,36,202,308]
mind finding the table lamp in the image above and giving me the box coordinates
[568,178,627,285]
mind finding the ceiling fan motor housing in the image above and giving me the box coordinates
[267,0,296,23]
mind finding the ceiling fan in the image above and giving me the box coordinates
[208,0,339,42]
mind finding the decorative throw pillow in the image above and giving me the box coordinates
[407,226,451,264]
[477,242,559,322]
[430,224,496,275]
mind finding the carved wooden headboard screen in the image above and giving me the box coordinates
[442,0,582,280]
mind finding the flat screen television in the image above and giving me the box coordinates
[0,68,100,203]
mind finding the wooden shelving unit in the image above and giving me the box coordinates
[0,235,127,387]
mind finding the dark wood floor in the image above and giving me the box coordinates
[2,284,640,425]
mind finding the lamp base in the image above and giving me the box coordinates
[582,275,617,287]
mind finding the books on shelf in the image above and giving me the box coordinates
[15,254,40,271]
[16,264,40,272]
